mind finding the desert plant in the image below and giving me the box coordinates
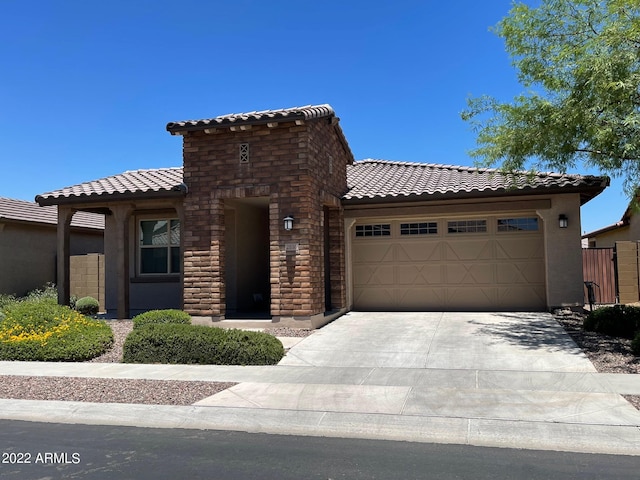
[23,283,58,304]
[584,305,640,339]
[0,293,17,311]
[123,323,284,365]
[632,332,640,357]
[75,296,100,315]
[132,309,191,329]
[0,301,113,361]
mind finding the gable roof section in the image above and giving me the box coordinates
[166,104,336,134]
[343,160,609,205]
[36,168,186,206]
[0,197,104,230]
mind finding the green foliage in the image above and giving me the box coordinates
[23,283,59,304]
[584,305,640,339]
[462,0,640,196]
[0,294,17,311]
[132,309,191,329]
[75,296,100,315]
[123,324,284,365]
[0,301,113,361]
[632,331,640,356]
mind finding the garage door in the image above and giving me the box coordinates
[352,216,546,311]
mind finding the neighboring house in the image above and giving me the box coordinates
[582,199,639,247]
[35,105,608,326]
[0,197,104,296]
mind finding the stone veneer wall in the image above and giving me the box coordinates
[181,117,351,318]
[70,253,105,311]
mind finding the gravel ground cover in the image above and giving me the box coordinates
[1,315,638,409]
[554,310,640,410]
[0,321,310,406]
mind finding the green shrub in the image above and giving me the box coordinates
[123,323,284,365]
[584,305,640,339]
[0,293,17,311]
[23,283,58,304]
[75,296,99,315]
[132,309,191,329]
[0,301,113,361]
[632,332,640,356]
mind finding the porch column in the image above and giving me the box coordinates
[173,200,186,311]
[343,217,356,310]
[57,206,74,306]
[113,205,134,319]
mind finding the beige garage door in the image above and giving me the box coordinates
[352,216,546,311]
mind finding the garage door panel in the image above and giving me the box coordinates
[396,264,443,285]
[396,242,443,262]
[353,243,394,263]
[353,217,546,311]
[445,240,493,261]
[496,262,545,284]
[445,264,495,284]
[354,265,396,286]
[496,236,544,259]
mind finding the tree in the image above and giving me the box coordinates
[462,0,640,195]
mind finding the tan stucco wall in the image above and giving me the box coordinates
[0,220,103,296]
[586,225,631,248]
[537,193,584,309]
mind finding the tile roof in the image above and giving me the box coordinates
[166,104,336,133]
[0,197,104,230]
[34,160,608,207]
[343,159,609,204]
[36,168,185,206]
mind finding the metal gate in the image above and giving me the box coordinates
[582,248,617,304]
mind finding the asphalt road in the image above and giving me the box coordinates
[0,420,637,480]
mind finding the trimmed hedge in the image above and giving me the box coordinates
[584,305,640,339]
[75,296,99,315]
[0,301,113,361]
[123,323,284,365]
[132,309,191,330]
[632,332,640,356]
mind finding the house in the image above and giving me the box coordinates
[0,197,104,297]
[582,198,639,248]
[35,105,608,326]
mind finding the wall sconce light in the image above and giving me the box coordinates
[559,214,568,229]
[283,216,294,231]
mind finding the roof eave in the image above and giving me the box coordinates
[35,189,186,207]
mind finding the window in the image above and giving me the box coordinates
[497,217,539,232]
[447,219,487,234]
[139,219,180,274]
[355,224,391,237]
[400,222,438,235]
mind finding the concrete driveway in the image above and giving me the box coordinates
[280,311,597,372]
[198,311,640,454]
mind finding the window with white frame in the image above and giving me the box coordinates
[355,224,391,237]
[447,219,487,234]
[400,222,438,235]
[139,219,180,274]
[497,217,539,232]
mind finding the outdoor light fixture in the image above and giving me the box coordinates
[559,214,568,229]
[283,216,294,231]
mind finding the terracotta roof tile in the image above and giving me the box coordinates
[0,197,104,230]
[35,160,608,207]
[36,168,185,205]
[343,159,608,204]
[166,104,335,133]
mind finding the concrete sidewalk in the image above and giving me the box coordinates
[1,312,639,456]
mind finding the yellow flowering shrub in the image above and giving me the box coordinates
[0,301,113,361]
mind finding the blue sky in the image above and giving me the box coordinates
[0,0,625,234]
